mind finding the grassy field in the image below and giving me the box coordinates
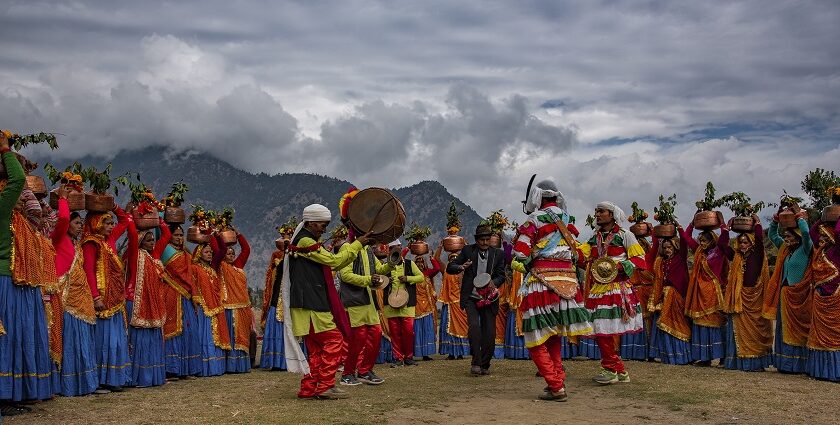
[5,356,837,424]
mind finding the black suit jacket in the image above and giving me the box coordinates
[446,244,505,309]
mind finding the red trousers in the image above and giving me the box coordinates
[596,335,625,373]
[343,324,382,375]
[298,325,347,398]
[528,335,566,392]
[387,317,415,361]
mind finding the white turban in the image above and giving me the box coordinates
[302,204,331,223]
[524,179,567,214]
[388,239,402,247]
[596,201,627,223]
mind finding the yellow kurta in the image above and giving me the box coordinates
[338,245,392,327]
[383,260,424,318]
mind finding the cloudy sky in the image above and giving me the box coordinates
[2,0,839,231]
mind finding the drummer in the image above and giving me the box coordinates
[383,239,425,367]
[282,204,373,400]
[336,234,393,386]
[446,224,506,376]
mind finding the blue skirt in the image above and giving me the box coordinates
[259,307,287,370]
[437,305,470,357]
[690,323,724,361]
[59,312,98,396]
[165,297,201,376]
[376,337,395,364]
[806,349,840,381]
[225,309,251,373]
[504,313,529,359]
[0,278,53,401]
[126,301,166,387]
[723,315,770,371]
[649,314,692,365]
[561,336,578,359]
[774,304,808,373]
[195,305,225,377]
[620,324,649,360]
[413,314,437,357]
[94,311,131,387]
[579,337,601,360]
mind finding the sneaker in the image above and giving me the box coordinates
[316,387,349,400]
[339,374,361,386]
[593,368,618,385]
[403,358,418,366]
[358,371,385,385]
[470,365,482,376]
[538,387,568,402]
[617,371,630,383]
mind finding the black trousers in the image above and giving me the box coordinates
[464,299,497,369]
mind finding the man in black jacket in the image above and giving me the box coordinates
[446,224,506,375]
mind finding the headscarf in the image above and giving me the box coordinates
[524,179,566,214]
[596,201,627,224]
[40,200,58,237]
[302,203,331,223]
[82,211,111,237]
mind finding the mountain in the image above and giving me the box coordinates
[34,147,482,287]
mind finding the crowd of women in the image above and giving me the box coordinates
[1,125,839,411]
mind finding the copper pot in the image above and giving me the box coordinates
[822,205,840,223]
[693,210,720,231]
[653,224,676,239]
[49,187,86,211]
[629,222,652,238]
[132,209,159,230]
[219,229,237,245]
[25,175,47,198]
[408,241,429,256]
[443,235,465,253]
[730,217,755,233]
[778,210,798,229]
[164,206,186,224]
[84,192,115,213]
[187,226,210,244]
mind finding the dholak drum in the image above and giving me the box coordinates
[346,187,406,245]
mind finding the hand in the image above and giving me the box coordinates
[56,185,70,200]
[488,282,497,291]
[773,213,779,223]
[94,298,106,311]
[461,260,473,270]
[398,275,407,284]
[357,232,374,246]
[716,211,725,225]
[751,213,761,224]
[371,274,382,285]
[125,201,136,213]
[0,131,9,150]
[727,217,734,228]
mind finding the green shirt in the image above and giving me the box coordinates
[0,152,25,277]
[338,245,392,327]
[383,260,424,318]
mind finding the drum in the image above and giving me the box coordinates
[473,273,491,288]
[388,287,409,308]
[346,187,406,245]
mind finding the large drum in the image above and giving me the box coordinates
[346,187,406,245]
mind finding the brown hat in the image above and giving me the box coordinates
[474,224,493,238]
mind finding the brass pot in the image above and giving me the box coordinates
[629,222,652,237]
[443,235,465,253]
[219,229,237,245]
[187,226,210,244]
[730,216,755,233]
[822,205,840,223]
[778,210,798,229]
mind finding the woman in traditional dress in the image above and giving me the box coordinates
[805,219,840,380]
[437,250,470,360]
[160,224,200,378]
[682,220,728,365]
[646,233,692,365]
[191,242,231,376]
[413,246,441,361]
[260,244,287,370]
[211,231,253,373]
[720,215,772,371]
[123,218,169,387]
[51,188,98,395]
[504,268,530,360]
[764,209,812,374]
[81,205,131,392]
[621,236,655,361]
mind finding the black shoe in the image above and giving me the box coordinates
[358,371,385,385]
[535,371,542,377]
[446,355,456,360]
[404,358,418,366]
[457,355,464,359]
[339,374,362,386]
[423,356,434,361]
[1,404,33,416]
[480,368,490,375]
[538,388,568,402]
[390,361,403,368]
[470,365,482,375]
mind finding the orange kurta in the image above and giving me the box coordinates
[11,211,58,290]
[763,245,812,347]
[192,263,231,350]
[162,249,192,339]
[130,250,166,328]
[260,251,284,330]
[807,246,840,350]
[684,250,726,327]
[440,272,468,338]
[81,234,125,319]
[649,257,691,341]
[723,246,772,357]
[220,261,252,351]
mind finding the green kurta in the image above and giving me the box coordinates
[383,260,424,319]
[338,245,392,327]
